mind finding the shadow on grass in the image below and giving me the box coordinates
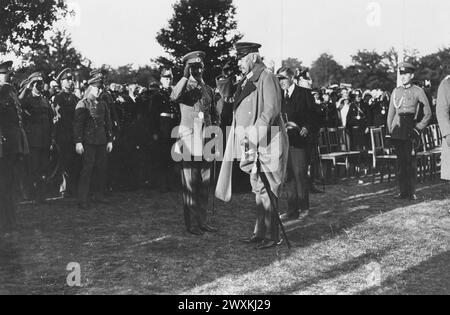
[264,246,396,295]
[358,250,450,295]
[284,181,448,248]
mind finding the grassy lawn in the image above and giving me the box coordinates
[0,178,449,295]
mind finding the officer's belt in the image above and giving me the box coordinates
[398,113,415,117]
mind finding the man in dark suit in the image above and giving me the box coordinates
[0,61,29,235]
[277,67,314,221]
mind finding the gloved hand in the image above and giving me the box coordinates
[184,64,191,78]
[76,143,84,155]
[106,142,113,153]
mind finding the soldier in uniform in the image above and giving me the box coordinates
[171,51,218,236]
[387,62,432,201]
[53,68,80,197]
[0,61,29,235]
[19,72,55,203]
[110,84,139,191]
[74,73,113,210]
[156,69,179,192]
[216,43,289,250]
[322,89,340,128]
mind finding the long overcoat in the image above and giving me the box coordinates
[216,63,289,202]
[437,76,450,180]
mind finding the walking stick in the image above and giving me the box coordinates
[256,160,292,250]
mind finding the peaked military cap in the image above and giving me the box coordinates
[0,60,13,74]
[88,74,104,87]
[235,42,262,59]
[161,68,173,78]
[182,51,206,65]
[89,68,108,78]
[399,62,416,74]
[56,68,73,82]
[27,72,44,85]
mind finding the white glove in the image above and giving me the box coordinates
[76,143,84,155]
[106,142,113,153]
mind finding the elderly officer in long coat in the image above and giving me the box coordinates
[387,62,431,201]
[216,43,289,250]
[0,61,29,235]
[437,73,450,184]
[171,51,218,236]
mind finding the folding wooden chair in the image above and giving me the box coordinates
[370,128,397,183]
[318,128,349,181]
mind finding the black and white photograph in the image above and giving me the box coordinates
[0,0,449,298]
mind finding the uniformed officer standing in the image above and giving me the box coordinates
[387,62,431,200]
[0,61,29,235]
[53,68,80,197]
[171,51,218,236]
[155,69,179,192]
[19,72,55,203]
[74,73,113,210]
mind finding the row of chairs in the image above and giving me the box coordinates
[318,125,443,183]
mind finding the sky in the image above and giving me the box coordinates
[53,0,450,68]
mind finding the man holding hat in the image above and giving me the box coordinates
[171,51,218,236]
[74,72,113,210]
[53,68,81,197]
[216,42,289,250]
[0,61,29,235]
[19,71,55,203]
[387,62,431,201]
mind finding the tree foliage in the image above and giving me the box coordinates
[0,0,69,53]
[155,0,242,86]
[22,30,90,75]
[310,53,344,88]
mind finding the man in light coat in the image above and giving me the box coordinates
[215,42,289,250]
[437,73,450,188]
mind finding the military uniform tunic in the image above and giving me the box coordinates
[0,83,29,232]
[387,84,432,198]
[74,95,113,204]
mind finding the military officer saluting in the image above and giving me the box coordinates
[19,71,55,203]
[74,73,113,210]
[171,51,218,236]
[53,68,80,197]
[0,61,29,235]
[387,62,431,201]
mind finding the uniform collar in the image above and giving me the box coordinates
[403,83,412,89]
[248,63,266,82]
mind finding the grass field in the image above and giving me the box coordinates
[0,177,449,295]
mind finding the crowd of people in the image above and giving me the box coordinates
[1,45,447,247]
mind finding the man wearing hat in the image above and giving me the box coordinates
[347,89,370,151]
[171,51,218,236]
[216,42,289,250]
[19,71,55,203]
[0,61,29,235]
[53,68,81,197]
[74,73,113,210]
[437,71,450,191]
[387,62,431,201]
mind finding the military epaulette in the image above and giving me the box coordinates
[75,98,88,110]
[445,75,450,81]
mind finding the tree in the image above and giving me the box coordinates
[0,0,69,53]
[344,50,394,91]
[155,0,243,86]
[310,53,344,88]
[22,30,90,76]
[417,48,450,95]
[282,57,303,70]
